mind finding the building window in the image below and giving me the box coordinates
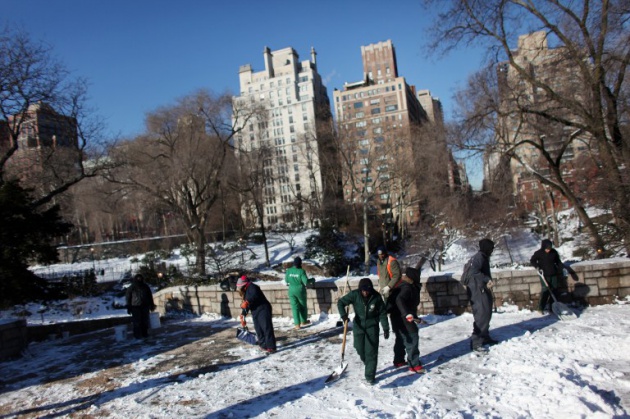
[354,102,364,109]
[371,108,381,114]
[356,111,364,118]
[385,105,398,112]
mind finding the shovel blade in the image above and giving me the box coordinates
[325,361,348,384]
[552,302,577,321]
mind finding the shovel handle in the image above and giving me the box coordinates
[537,270,559,303]
[340,319,348,360]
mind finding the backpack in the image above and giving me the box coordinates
[461,257,475,286]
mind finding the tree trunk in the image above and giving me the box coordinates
[194,229,207,276]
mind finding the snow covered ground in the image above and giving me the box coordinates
[4,209,629,417]
[1,302,629,418]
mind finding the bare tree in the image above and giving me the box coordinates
[106,90,258,276]
[0,26,107,208]
[426,0,630,254]
[334,124,401,273]
[232,144,273,267]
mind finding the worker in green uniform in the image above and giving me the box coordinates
[285,257,312,329]
[337,277,390,385]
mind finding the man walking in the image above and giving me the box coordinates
[391,267,425,373]
[337,278,390,385]
[468,239,499,352]
[125,274,156,339]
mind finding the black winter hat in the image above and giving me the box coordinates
[404,267,420,284]
[359,278,374,292]
[293,257,302,267]
[479,238,495,256]
[541,239,553,250]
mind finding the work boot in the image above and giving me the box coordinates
[393,361,407,368]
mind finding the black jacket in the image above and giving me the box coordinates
[242,282,271,315]
[391,281,420,332]
[126,280,155,310]
[530,248,564,277]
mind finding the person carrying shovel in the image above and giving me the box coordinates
[337,278,390,385]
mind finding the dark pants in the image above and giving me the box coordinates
[468,287,493,349]
[353,328,379,381]
[393,323,420,367]
[130,306,150,338]
[252,304,276,351]
[539,275,559,311]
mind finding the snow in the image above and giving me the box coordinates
[1,303,629,418]
[3,208,630,417]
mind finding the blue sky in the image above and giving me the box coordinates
[4,0,487,186]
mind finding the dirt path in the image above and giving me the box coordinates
[0,318,343,418]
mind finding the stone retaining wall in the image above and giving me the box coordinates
[153,259,630,317]
[0,319,27,360]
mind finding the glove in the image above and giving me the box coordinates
[381,286,391,298]
[383,330,390,339]
[239,314,246,327]
[406,314,414,323]
[150,304,156,312]
[241,308,247,316]
[340,315,348,323]
[240,301,249,310]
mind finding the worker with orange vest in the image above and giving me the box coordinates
[376,246,401,300]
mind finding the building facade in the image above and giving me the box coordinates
[492,31,593,213]
[332,40,428,232]
[2,102,79,193]
[233,47,338,229]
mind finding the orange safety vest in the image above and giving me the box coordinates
[377,255,397,279]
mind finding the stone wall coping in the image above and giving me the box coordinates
[155,258,630,298]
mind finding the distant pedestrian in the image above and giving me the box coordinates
[125,274,156,339]
[337,278,390,385]
[530,239,565,313]
[285,257,312,329]
[468,239,499,352]
[376,246,401,300]
[238,275,277,353]
[390,267,425,374]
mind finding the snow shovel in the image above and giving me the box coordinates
[325,319,349,384]
[236,325,258,345]
[536,270,577,321]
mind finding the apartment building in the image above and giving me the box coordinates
[332,40,427,229]
[1,102,79,192]
[233,46,338,229]
[492,31,593,212]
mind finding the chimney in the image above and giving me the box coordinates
[263,46,274,78]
